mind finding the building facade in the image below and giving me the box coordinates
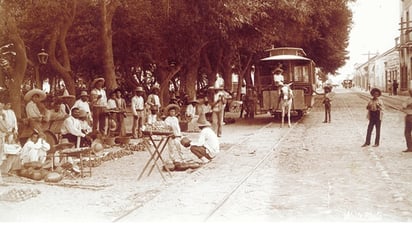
[399,0,412,91]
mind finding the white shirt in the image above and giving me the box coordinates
[147,114,158,125]
[164,116,181,137]
[73,99,91,114]
[107,98,117,109]
[273,73,284,84]
[26,100,43,119]
[21,138,50,163]
[147,94,161,108]
[90,88,107,106]
[131,95,145,116]
[214,76,224,89]
[185,104,197,118]
[3,109,18,132]
[61,115,85,137]
[195,127,219,157]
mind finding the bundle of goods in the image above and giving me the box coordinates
[142,121,173,135]
[17,162,50,181]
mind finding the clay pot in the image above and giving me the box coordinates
[44,172,63,183]
[103,137,116,146]
[31,171,43,181]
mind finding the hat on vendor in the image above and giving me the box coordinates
[79,91,89,97]
[151,84,160,92]
[59,89,75,100]
[273,67,283,74]
[188,97,199,104]
[165,103,180,113]
[91,77,105,88]
[197,114,211,127]
[370,88,382,97]
[208,86,224,91]
[135,86,144,92]
[24,88,47,102]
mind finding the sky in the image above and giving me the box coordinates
[338,0,400,79]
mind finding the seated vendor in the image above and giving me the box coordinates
[21,130,50,164]
[60,107,92,147]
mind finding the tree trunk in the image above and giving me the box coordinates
[100,0,120,92]
[47,1,77,95]
[185,55,201,100]
[4,13,27,119]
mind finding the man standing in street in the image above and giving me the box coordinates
[402,88,412,152]
[361,88,384,147]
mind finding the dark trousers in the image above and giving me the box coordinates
[62,134,91,147]
[190,145,213,160]
[92,106,106,133]
[365,117,381,145]
[404,115,412,150]
[324,104,331,122]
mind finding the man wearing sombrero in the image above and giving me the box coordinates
[362,88,384,147]
[90,77,107,133]
[187,113,219,164]
[73,90,92,126]
[24,88,47,138]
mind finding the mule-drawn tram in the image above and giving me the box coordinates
[255,47,316,119]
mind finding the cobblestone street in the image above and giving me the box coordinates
[121,88,412,222]
[1,88,412,223]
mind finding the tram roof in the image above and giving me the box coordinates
[260,55,311,61]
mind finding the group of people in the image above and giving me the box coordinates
[0,73,236,183]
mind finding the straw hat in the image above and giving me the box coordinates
[370,88,381,97]
[24,89,46,102]
[165,103,180,113]
[135,86,144,92]
[274,67,283,73]
[197,114,211,127]
[58,94,76,100]
[188,98,199,104]
[80,91,89,97]
[91,77,105,88]
[151,84,160,91]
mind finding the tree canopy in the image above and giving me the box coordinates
[0,0,353,118]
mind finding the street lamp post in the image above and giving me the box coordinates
[36,49,49,90]
[37,49,48,65]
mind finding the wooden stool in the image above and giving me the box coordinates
[47,142,75,171]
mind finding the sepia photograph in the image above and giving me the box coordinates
[0,0,411,225]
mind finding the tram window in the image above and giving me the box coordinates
[293,66,309,83]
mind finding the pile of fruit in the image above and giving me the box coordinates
[0,188,41,202]
[142,121,173,134]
